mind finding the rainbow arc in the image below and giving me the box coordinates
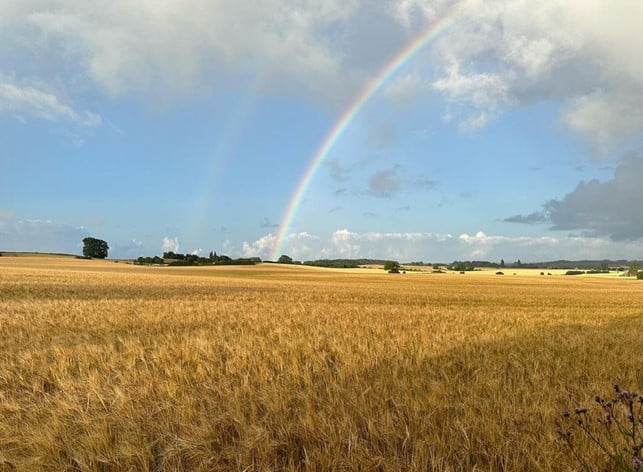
[270,3,466,260]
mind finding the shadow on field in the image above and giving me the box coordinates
[339,316,643,471]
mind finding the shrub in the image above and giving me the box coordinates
[496,271,504,275]
[637,271,643,280]
[556,385,643,471]
[565,270,585,276]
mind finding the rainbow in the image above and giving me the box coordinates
[190,71,266,240]
[270,3,465,260]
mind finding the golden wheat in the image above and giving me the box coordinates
[0,256,641,471]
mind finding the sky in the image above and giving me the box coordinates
[2,0,643,263]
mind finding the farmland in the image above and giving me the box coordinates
[1,255,642,471]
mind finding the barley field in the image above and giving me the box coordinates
[1,255,641,471]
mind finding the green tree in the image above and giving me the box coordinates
[277,254,293,264]
[384,260,400,273]
[629,261,640,276]
[450,261,475,272]
[82,237,109,259]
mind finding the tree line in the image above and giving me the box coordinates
[136,251,260,266]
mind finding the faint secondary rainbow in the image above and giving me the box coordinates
[189,70,266,242]
[270,4,465,260]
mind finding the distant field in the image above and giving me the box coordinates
[1,256,641,470]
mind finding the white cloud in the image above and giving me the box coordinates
[383,73,423,107]
[562,91,643,156]
[264,228,643,262]
[242,233,277,260]
[222,239,233,254]
[161,236,179,253]
[242,231,319,261]
[432,61,511,111]
[0,80,101,126]
[396,0,643,154]
[283,232,321,260]
[12,0,361,104]
[2,0,642,155]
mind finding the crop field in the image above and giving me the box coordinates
[1,256,642,471]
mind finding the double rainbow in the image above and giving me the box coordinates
[270,3,465,260]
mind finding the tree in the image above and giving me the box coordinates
[277,254,293,264]
[449,261,474,272]
[82,237,109,259]
[384,260,400,273]
[628,261,640,276]
[500,259,505,267]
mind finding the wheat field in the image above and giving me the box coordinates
[0,255,641,471]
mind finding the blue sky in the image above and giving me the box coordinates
[2,0,643,262]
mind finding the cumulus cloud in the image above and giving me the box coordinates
[505,155,643,240]
[562,91,643,156]
[7,0,362,105]
[394,0,643,154]
[265,228,643,262]
[242,233,277,260]
[0,213,87,254]
[241,231,319,261]
[161,236,179,253]
[432,61,511,131]
[2,0,642,155]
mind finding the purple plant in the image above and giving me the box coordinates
[556,385,643,471]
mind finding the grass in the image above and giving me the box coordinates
[1,256,642,470]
